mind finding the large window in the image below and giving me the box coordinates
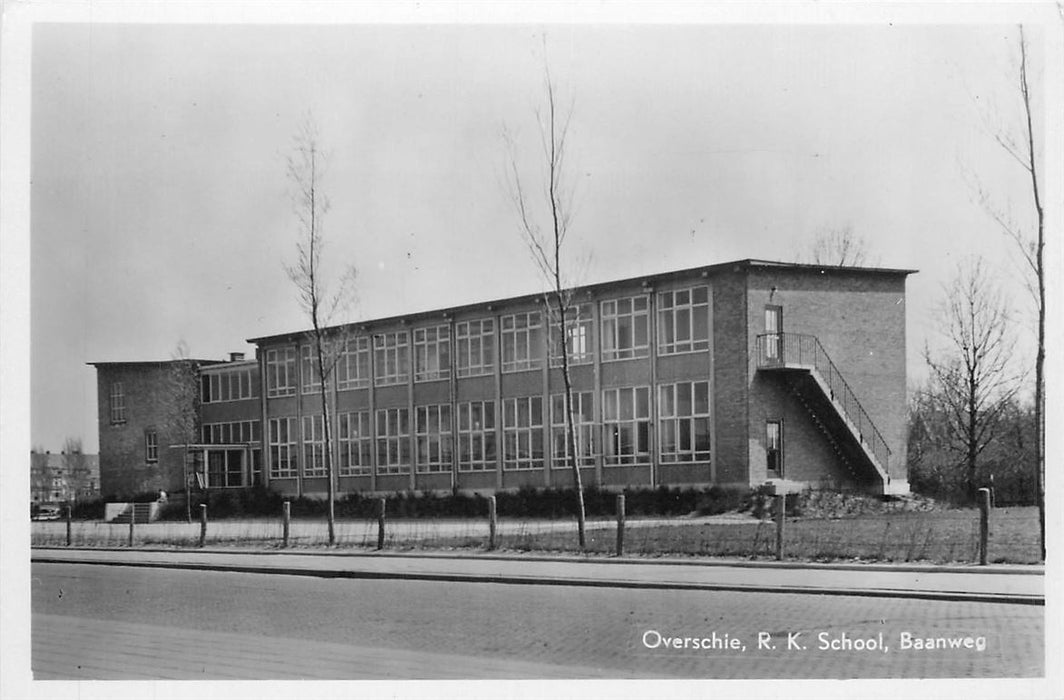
[603,386,651,465]
[658,286,710,354]
[207,450,245,488]
[455,319,495,377]
[600,296,649,360]
[301,345,322,394]
[414,325,451,382]
[202,367,258,403]
[145,429,158,463]
[302,414,326,477]
[550,391,595,468]
[109,382,125,424]
[659,381,711,462]
[416,404,453,473]
[501,312,543,373]
[202,421,260,445]
[375,408,410,474]
[337,411,372,476]
[337,336,371,390]
[266,348,297,397]
[457,400,496,472]
[374,332,410,386]
[268,417,298,479]
[502,396,544,471]
[549,303,594,367]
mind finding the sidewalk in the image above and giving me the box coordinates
[31,546,1044,605]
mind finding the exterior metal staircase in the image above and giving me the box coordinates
[756,333,893,493]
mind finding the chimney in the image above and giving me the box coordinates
[229,352,245,362]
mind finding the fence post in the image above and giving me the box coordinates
[377,498,386,550]
[128,506,135,547]
[66,505,73,547]
[282,500,291,548]
[775,495,785,561]
[616,494,626,557]
[487,496,497,551]
[199,503,208,548]
[978,487,990,565]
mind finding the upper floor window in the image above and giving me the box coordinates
[145,429,158,462]
[601,296,649,361]
[414,325,451,382]
[301,345,323,394]
[201,367,259,403]
[455,319,495,377]
[374,332,410,386]
[658,286,710,354]
[501,311,543,373]
[337,336,371,390]
[266,348,297,398]
[109,382,126,424]
[603,386,651,465]
[659,381,711,463]
[202,420,260,445]
[549,303,594,367]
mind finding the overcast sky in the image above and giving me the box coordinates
[22,8,1059,454]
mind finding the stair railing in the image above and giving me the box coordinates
[757,333,891,471]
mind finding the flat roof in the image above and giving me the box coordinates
[247,258,917,346]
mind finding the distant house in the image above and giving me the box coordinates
[30,449,99,503]
[92,259,915,499]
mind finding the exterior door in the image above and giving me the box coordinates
[766,420,783,477]
[764,305,783,360]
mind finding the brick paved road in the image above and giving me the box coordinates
[31,562,1043,680]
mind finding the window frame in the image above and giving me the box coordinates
[548,303,594,367]
[268,417,298,479]
[415,403,453,473]
[301,345,323,395]
[600,295,650,361]
[455,319,495,378]
[657,286,710,354]
[301,414,327,478]
[502,396,544,471]
[109,382,126,424]
[266,347,298,398]
[337,336,371,390]
[337,411,373,476]
[456,400,496,472]
[602,386,652,465]
[500,311,544,373]
[550,391,595,468]
[145,429,158,463]
[658,380,712,463]
[373,332,410,387]
[375,407,411,474]
[413,325,452,382]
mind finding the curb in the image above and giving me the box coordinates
[31,553,1044,606]
[31,545,1044,576]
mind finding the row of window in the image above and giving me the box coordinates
[265,381,711,479]
[264,286,710,397]
[201,367,259,403]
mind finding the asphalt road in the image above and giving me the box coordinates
[31,562,1044,680]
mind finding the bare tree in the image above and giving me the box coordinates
[970,26,1045,560]
[285,117,356,546]
[168,340,201,522]
[923,259,1022,504]
[808,225,877,266]
[503,63,588,548]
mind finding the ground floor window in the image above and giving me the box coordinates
[550,391,594,468]
[416,404,453,473]
[376,408,411,475]
[338,411,372,476]
[603,386,651,465]
[302,414,327,478]
[503,396,543,470]
[766,420,783,476]
[658,381,711,462]
[207,449,245,488]
[269,417,298,479]
[457,400,496,472]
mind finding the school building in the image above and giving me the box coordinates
[92,259,914,500]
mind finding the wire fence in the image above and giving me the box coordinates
[31,505,1041,564]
